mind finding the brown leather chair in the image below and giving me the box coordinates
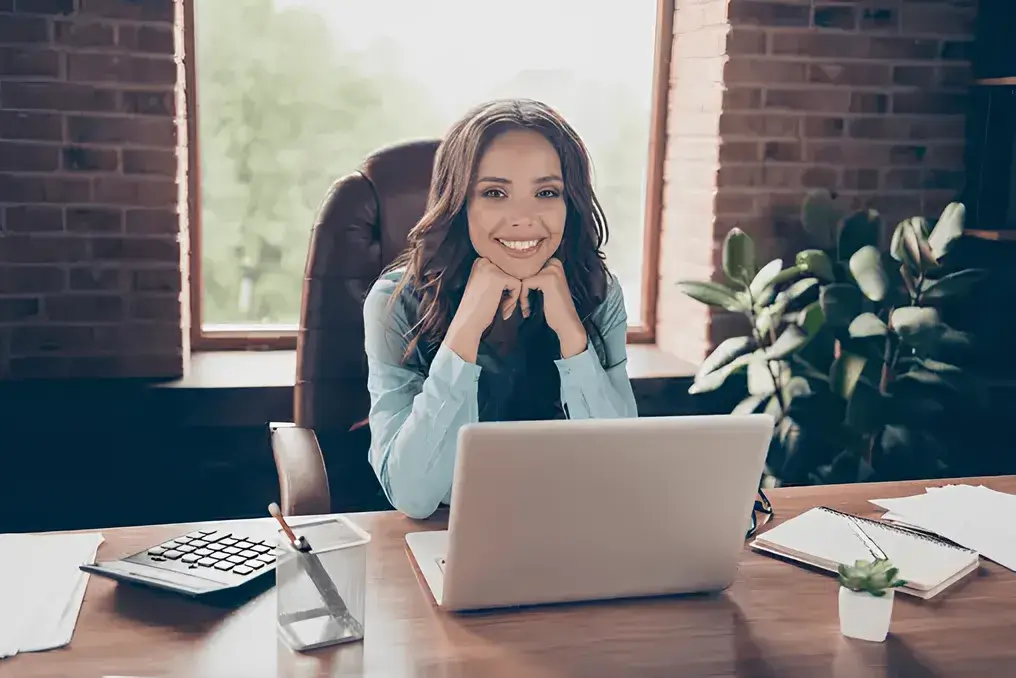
[270,139,441,516]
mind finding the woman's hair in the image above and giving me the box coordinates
[387,98,611,364]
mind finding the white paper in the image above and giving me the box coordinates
[869,484,1016,573]
[0,531,104,660]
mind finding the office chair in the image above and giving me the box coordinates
[270,139,441,516]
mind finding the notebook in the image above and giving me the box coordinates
[749,506,980,600]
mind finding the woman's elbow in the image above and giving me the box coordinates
[381,464,444,519]
[389,490,441,520]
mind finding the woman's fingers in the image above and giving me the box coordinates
[519,273,548,318]
[500,279,522,319]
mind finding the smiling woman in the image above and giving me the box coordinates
[467,129,568,279]
[362,99,640,519]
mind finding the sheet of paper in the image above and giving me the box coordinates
[0,531,104,660]
[869,484,1016,573]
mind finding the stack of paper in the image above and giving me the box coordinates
[0,531,104,659]
[869,484,1016,573]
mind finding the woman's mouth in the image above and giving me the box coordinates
[496,238,544,256]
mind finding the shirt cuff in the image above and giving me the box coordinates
[554,339,602,382]
[432,342,483,390]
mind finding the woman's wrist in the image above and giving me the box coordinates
[444,319,483,364]
[557,323,588,359]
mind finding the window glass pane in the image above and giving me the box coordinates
[194,0,657,330]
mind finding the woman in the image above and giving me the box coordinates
[363,98,639,519]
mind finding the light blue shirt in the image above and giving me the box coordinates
[363,268,639,518]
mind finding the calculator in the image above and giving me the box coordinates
[80,526,284,598]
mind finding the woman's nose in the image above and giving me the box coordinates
[510,212,536,228]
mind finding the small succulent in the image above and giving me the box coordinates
[837,558,907,597]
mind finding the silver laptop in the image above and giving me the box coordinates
[405,413,774,612]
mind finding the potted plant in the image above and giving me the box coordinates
[676,196,987,487]
[836,558,907,642]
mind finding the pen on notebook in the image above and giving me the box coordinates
[843,514,888,561]
[268,503,351,621]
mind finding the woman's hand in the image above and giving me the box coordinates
[520,259,588,358]
[444,258,522,363]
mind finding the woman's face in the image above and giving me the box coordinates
[466,128,567,280]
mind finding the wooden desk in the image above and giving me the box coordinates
[4,476,1016,678]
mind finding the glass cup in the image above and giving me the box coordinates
[275,515,371,652]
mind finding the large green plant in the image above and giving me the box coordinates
[675,226,830,485]
[677,197,986,486]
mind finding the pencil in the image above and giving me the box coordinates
[268,503,351,623]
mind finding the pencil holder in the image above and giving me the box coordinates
[275,516,371,652]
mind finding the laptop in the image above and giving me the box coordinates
[405,413,774,612]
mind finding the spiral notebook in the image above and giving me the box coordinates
[749,506,980,600]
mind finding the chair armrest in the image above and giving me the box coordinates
[269,422,331,517]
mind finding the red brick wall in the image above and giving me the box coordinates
[0,0,978,377]
[0,0,184,380]
[657,0,977,363]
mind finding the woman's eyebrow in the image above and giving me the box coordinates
[476,175,563,184]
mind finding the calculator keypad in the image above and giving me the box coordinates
[140,529,282,578]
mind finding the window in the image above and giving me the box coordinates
[185,0,671,349]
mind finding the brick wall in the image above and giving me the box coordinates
[0,0,184,380]
[0,0,978,377]
[657,0,977,363]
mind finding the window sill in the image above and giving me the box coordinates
[161,344,698,390]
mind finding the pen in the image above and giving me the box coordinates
[268,503,351,623]
[843,513,888,562]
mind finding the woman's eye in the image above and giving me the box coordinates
[482,188,506,198]
[537,188,561,198]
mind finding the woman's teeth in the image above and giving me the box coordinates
[498,239,541,251]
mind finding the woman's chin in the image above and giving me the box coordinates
[497,258,547,280]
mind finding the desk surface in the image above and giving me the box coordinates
[5,476,1016,678]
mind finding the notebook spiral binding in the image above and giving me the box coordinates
[817,506,976,553]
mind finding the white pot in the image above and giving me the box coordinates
[838,586,894,642]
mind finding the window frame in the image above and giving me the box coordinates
[184,0,673,351]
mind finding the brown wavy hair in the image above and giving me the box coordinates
[387,98,611,365]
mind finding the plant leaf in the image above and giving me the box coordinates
[785,277,819,302]
[783,375,812,401]
[797,300,825,336]
[676,280,746,312]
[838,208,881,263]
[801,188,841,250]
[767,325,809,360]
[936,327,975,358]
[747,351,778,396]
[696,336,755,381]
[899,358,986,403]
[848,312,887,338]
[723,228,756,288]
[815,449,876,485]
[845,381,886,432]
[755,300,785,337]
[688,352,752,395]
[927,202,965,261]
[786,390,846,431]
[791,354,831,383]
[733,394,766,415]
[830,352,868,402]
[819,283,864,330]
[891,217,937,273]
[920,268,988,303]
[795,249,835,282]
[848,245,889,302]
[750,258,784,299]
[899,262,918,299]
[768,264,806,290]
[879,425,950,481]
[890,306,943,349]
